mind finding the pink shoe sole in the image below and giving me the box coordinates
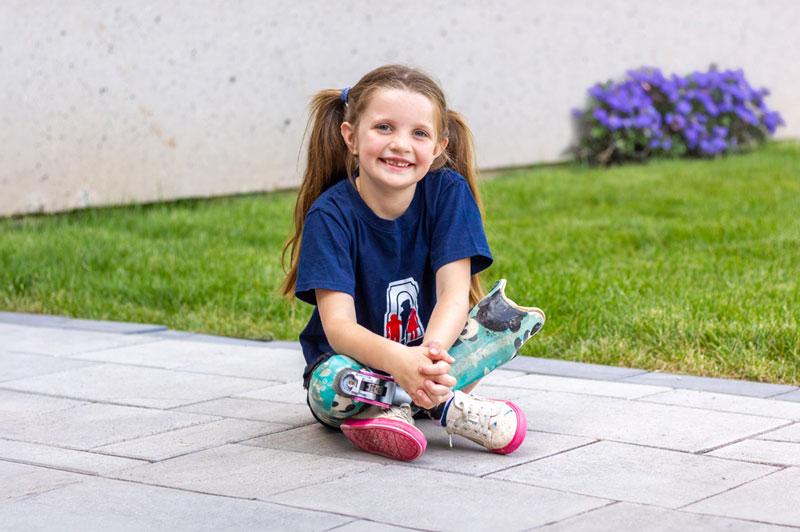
[341,418,427,461]
[493,401,527,455]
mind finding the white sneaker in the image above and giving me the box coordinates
[341,403,427,461]
[442,390,527,454]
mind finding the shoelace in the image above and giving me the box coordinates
[446,395,500,448]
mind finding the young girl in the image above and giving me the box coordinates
[282,65,544,461]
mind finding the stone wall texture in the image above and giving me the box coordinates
[1,0,798,215]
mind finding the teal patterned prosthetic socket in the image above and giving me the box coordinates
[307,354,368,428]
[448,279,545,390]
[305,279,545,427]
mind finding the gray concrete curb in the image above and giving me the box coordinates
[1,311,797,401]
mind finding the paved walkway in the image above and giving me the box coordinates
[1,312,799,531]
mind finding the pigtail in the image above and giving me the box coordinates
[280,90,350,299]
[443,110,486,306]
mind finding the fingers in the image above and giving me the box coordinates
[417,357,455,388]
[414,388,436,410]
[423,378,454,398]
[440,374,457,388]
[435,352,455,364]
[417,360,450,376]
[414,385,451,409]
[424,341,455,364]
[418,364,455,387]
[421,372,455,390]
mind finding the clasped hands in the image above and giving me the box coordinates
[392,340,456,410]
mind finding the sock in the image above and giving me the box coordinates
[439,393,455,427]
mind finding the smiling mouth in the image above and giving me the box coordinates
[381,158,413,168]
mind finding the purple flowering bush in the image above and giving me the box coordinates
[572,66,785,165]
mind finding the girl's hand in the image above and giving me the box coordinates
[389,345,455,410]
[418,340,456,404]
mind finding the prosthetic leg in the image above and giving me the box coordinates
[321,279,544,412]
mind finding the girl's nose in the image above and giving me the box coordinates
[389,134,412,152]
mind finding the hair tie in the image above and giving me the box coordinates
[340,87,351,104]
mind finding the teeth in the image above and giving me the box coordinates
[385,160,410,167]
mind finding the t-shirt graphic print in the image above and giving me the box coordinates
[384,277,425,345]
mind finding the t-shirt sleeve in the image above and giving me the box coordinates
[430,177,493,275]
[295,210,355,305]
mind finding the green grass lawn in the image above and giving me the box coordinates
[2,141,798,383]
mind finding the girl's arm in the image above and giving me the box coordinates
[422,257,472,353]
[316,289,455,409]
[417,257,473,396]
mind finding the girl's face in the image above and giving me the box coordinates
[341,88,447,202]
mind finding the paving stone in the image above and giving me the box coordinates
[146,330,212,341]
[684,467,800,527]
[151,330,293,348]
[2,364,268,408]
[260,340,303,351]
[506,356,648,380]
[60,339,203,368]
[409,423,596,477]
[176,397,314,426]
[0,326,158,356]
[0,403,218,449]
[0,312,70,328]
[537,502,790,531]
[93,419,289,461]
[470,384,538,404]
[641,389,800,420]
[114,444,381,499]
[178,347,305,382]
[242,423,359,456]
[57,317,167,334]
[72,340,302,384]
[234,381,308,404]
[620,372,798,398]
[771,390,800,403]
[0,476,351,532]
[707,439,800,466]
[757,423,800,443]
[0,389,85,422]
[69,340,205,369]
[0,323,27,335]
[269,464,608,530]
[71,339,302,383]
[0,439,145,475]
[476,368,527,385]
[0,461,82,501]
[247,420,596,477]
[331,521,415,532]
[0,352,98,382]
[489,441,776,508]
[504,390,789,452]
[499,373,669,399]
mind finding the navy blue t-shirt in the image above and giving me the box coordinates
[295,167,493,366]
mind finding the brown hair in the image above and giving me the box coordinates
[281,65,486,306]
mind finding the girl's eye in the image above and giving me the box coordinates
[414,130,429,137]
[376,124,391,132]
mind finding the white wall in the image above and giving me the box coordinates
[1,0,798,216]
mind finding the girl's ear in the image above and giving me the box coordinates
[434,137,449,158]
[340,122,358,155]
